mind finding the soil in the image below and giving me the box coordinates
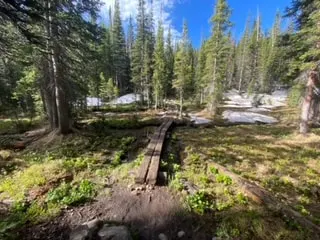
[18,185,215,240]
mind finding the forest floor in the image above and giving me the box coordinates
[0,105,319,240]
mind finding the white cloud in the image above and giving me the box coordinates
[99,0,181,40]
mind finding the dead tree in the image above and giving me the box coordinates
[300,71,320,134]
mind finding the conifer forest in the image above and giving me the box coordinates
[0,0,320,239]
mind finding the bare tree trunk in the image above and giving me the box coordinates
[179,89,183,118]
[44,0,58,130]
[208,57,217,115]
[43,0,70,134]
[300,71,320,134]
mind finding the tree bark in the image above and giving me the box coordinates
[300,71,320,134]
[179,88,183,119]
[42,0,70,134]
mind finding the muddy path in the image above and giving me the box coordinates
[19,186,215,240]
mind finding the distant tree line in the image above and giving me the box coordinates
[0,0,319,133]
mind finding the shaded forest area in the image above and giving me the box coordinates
[0,0,320,239]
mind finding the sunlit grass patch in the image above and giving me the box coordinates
[0,162,65,202]
[0,117,42,134]
[172,107,320,239]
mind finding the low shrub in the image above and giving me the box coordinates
[46,180,96,206]
[187,191,214,215]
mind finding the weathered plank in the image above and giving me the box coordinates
[146,119,173,185]
[135,120,169,184]
[210,163,320,238]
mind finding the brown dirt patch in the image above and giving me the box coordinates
[18,186,215,240]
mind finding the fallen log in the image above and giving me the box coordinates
[210,163,320,238]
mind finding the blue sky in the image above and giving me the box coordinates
[101,0,293,48]
[171,0,292,47]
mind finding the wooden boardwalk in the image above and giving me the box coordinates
[135,119,173,185]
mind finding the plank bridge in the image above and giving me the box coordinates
[135,119,173,185]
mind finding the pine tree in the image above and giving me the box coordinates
[247,13,262,95]
[131,0,155,106]
[236,17,251,92]
[195,39,208,104]
[127,16,134,58]
[164,27,175,99]
[100,73,119,102]
[112,0,129,94]
[152,21,166,109]
[205,0,232,114]
[143,7,155,107]
[226,34,237,89]
[286,0,319,72]
[260,12,282,93]
[173,20,192,118]
[299,0,320,70]
[131,0,147,101]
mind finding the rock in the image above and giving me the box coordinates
[177,231,185,238]
[69,225,90,240]
[131,190,140,196]
[2,199,15,206]
[128,184,135,191]
[83,218,102,233]
[98,225,132,240]
[158,233,168,240]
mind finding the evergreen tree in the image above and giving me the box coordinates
[164,27,175,99]
[131,0,155,106]
[247,13,262,95]
[173,20,192,118]
[127,16,135,58]
[286,0,319,72]
[299,0,320,70]
[131,0,147,100]
[112,0,129,93]
[100,73,119,101]
[143,7,155,107]
[226,35,237,89]
[196,39,208,104]
[204,0,232,114]
[152,21,166,109]
[236,17,251,92]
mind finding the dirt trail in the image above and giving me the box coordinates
[19,186,214,240]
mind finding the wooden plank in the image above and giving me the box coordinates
[135,120,168,184]
[146,120,173,185]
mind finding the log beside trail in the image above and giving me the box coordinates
[135,119,173,185]
[210,163,320,238]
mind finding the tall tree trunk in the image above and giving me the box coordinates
[300,71,320,134]
[44,0,58,130]
[179,89,183,118]
[209,57,217,115]
[44,0,70,134]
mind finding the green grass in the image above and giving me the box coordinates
[0,117,41,134]
[0,162,65,202]
[46,180,96,206]
[168,107,319,239]
[0,127,146,238]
